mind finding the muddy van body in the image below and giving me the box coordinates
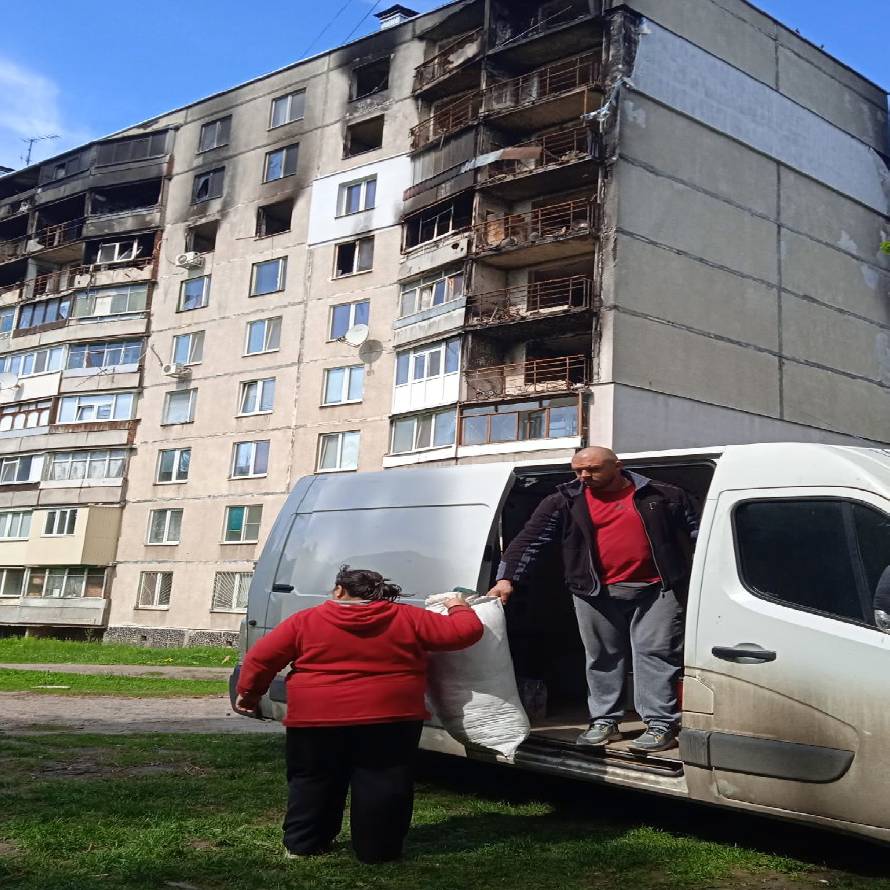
[231,442,890,843]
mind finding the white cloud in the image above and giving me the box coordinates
[0,56,94,171]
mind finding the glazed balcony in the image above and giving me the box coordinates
[413,29,484,99]
[458,394,581,449]
[472,198,596,267]
[466,275,591,336]
[482,52,604,132]
[410,90,482,152]
[464,353,587,401]
[0,257,153,302]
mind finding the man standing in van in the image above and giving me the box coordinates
[488,446,698,753]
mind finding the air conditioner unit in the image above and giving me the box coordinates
[162,362,190,378]
[175,251,204,269]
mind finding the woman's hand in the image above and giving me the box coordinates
[233,694,261,717]
[442,596,468,609]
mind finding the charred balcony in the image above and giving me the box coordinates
[410,90,482,152]
[463,352,588,402]
[0,256,154,303]
[413,29,484,100]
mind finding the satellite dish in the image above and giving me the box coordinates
[0,372,18,391]
[358,339,384,364]
[342,323,369,347]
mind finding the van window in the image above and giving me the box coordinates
[734,499,890,627]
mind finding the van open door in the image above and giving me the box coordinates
[682,444,890,840]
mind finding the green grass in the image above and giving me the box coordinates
[0,733,887,890]
[0,636,237,667]
[0,669,227,697]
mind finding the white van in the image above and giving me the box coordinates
[231,442,890,844]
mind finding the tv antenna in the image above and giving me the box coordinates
[21,134,60,167]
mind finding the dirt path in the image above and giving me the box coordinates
[0,692,281,735]
[0,663,232,680]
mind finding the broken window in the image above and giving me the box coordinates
[96,132,168,166]
[352,58,390,100]
[186,220,218,253]
[403,192,473,249]
[344,116,384,157]
[263,144,299,182]
[256,200,293,237]
[192,168,225,204]
[198,116,231,152]
[90,180,162,215]
[96,240,140,264]
[334,237,374,277]
[270,90,306,128]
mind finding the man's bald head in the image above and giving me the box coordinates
[571,446,625,491]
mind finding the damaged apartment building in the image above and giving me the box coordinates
[0,0,887,644]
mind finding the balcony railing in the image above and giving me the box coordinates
[479,126,594,184]
[466,275,591,326]
[410,90,482,151]
[0,256,154,300]
[464,354,588,401]
[0,218,85,265]
[413,29,483,92]
[474,198,594,253]
[482,51,603,115]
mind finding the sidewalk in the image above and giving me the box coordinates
[0,663,232,681]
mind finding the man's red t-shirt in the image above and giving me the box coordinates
[584,482,660,585]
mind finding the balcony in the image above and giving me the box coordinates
[0,257,154,303]
[410,91,482,152]
[414,29,484,99]
[472,198,596,267]
[482,52,604,132]
[466,275,591,336]
[458,394,581,452]
[0,218,85,268]
[464,353,587,401]
[477,125,600,200]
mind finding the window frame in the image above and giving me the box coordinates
[211,570,253,612]
[263,143,299,182]
[56,392,135,425]
[137,571,173,610]
[250,257,287,296]
[47,449,127,483]
[171,331,205,366]
[390,408,457,455]
[0,510,32,540]
[72,284,147,319]
[178,276,211,312]
[43,508,78,537]
[230,440,270,479]
[398,268,465,318]
[0,345,64,378]
[328,299,370,341]
[270,90,306,129]
[146,508,183,546]
[222,504,263,544]
[244,317,282,355]
[0,455,36,483]
[162,389,197,426]
[198,116,231,153]
[0,567,26,598]
[155,447,191,485]
[26,567,106,600]
[192,167,225,204]
[238,378,276,416]
[394,337,461,388]
[322,365,365,406]
[316,430,360,473]
[333,236,374,278]
[337,176,377,217]
[95,239,139,265]
[65,340,141,372]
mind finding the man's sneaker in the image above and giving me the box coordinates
[576,721,621,747]
[628,725,678,753]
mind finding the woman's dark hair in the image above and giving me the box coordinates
[335,564,402,602]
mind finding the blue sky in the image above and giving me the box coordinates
[0,0,887,169]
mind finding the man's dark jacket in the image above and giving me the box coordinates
[496,471,699,598]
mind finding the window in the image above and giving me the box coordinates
[334,237,374,277]
[0,511,31,540]
[44,509,77,537]
[156,447,191,484]
[270,90,306,128]
[0,345,64,377]
[250,258,287,295]
[345,116,384,157]
[735,499,890,629]
[178,276,211,311]
[395,337,461,386]
[137,571,173,609]
[0,307,14,334]
[399,268,464,317]
[66,340,141,371]
[317,431,360,472]
[323,366,364,405]
[171,331,204,365]
[245,317,281,355]
[0,455,36,482]
[256,200,293,237]
[96,240,139,264]
[224,505,263,543]
[460,396,579,446]
[198,116,231,152]
[352,58,390,100]
[96,132,168,165]
[186,220,218,253]
[329,299,369,340]
[16,296,71,330]
[72,284,147,318]
[0,400,52,431]
[147,508,183,545]
[162,390,196,425]
[404,193,472,249]
[212,571,253,611]
[57,392,135,424]
[52,162,68,180]
[391,408,457,454]
[0,568,25,598]
[338,176,377,216]
[231,441,270,478]
[239,378,276,415]
[25,567,106,599]
[47,449,127,482]
[264,144,299,182]
[192,168,225,203]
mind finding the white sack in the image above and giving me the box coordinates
[425,593,530,759]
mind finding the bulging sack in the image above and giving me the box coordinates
[425,593,530,759]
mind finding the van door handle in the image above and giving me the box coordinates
[711,644,777,664]
[272,583,294,593]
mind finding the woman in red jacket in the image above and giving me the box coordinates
[234,564,483,864]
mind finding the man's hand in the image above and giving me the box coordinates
[233,694,261,717]
[487,579,514,603]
